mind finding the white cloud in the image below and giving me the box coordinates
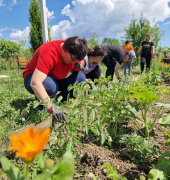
[10,27,30,40]
[46,7,55,20]
[0,33,2,36]
[11,0,17,6]
[4,0,17,10]
[50,0,170,40]
[0,27,8,32]
[0,0,5,7]
[164,21,170,25]
[0,27,19,32]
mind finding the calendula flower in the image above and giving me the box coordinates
[8,127,50,162]
[69,98,74,103]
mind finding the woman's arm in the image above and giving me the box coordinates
[136,46,143,55]
[114,63,120,78]
[30,69,50,105]
[151,46,155,53]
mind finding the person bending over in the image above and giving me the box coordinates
[100,45,135,82]
[23,36,88,123]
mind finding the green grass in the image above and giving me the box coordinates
[0,69,49,152]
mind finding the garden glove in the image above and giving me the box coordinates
[117,77,123,83]
[152,53,155,58]
[47,106,68,124]
[74,62,85,71]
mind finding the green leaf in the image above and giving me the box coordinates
[84,109,90,122]
[101,131,107,145]
[38,152,44,170]
[164,129,170,138]
[161,150,170,158]
[159,114,170,127]
[90,126,99,136]
[156,156,170,176]
[33,101,41,108]
[148,169,166,180]
[57,96,63,103]
[155,103,170,108]
[72,109,79,115]
[33,172,52,180]
[0,156,24,180]
[73,136,82,147]
[129,90,160,104]
[52,151,74,180]
[85,125,89,135]
[89,109,96,124]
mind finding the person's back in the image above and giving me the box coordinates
[102,45,126,64]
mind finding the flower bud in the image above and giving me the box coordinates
[45,159,54,169]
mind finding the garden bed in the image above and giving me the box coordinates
[73,84,170,179]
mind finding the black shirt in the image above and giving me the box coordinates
[102,45,126,65]
[141,41,154,57]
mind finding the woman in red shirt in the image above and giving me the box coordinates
[23,36,88,122]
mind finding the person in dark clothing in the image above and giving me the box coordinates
[101,45,135,82]
[136,33,155,74]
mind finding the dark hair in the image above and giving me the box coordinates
[125,39,131,44]
[63,36,88,60]
[88,45,106,57]
[164,52,167,55]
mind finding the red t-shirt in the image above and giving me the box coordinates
[23,40,81,81]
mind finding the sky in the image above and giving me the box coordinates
[0,0,170,48]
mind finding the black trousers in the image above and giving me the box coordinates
[102,58,116,81]
[85,65,101,82]
[141,56,152,72]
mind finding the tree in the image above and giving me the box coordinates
[88,32,101,48]
[124,13,164,54]
[0,38,21,60]
[29,0,51,53]
[102,37,120,46]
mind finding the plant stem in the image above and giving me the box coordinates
[150,107,163,132]
[144,103,149,137]
[26,163,29,180]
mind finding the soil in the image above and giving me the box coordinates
[73,83,170,180]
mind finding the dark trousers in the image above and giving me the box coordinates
[85,65,101,81]
[24,71,86,102]
[102,58,116,81]
[141,56,152,73]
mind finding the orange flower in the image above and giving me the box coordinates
[8,127,50,162]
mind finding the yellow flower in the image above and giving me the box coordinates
[8,127,50,162]
[69,98,74,103]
